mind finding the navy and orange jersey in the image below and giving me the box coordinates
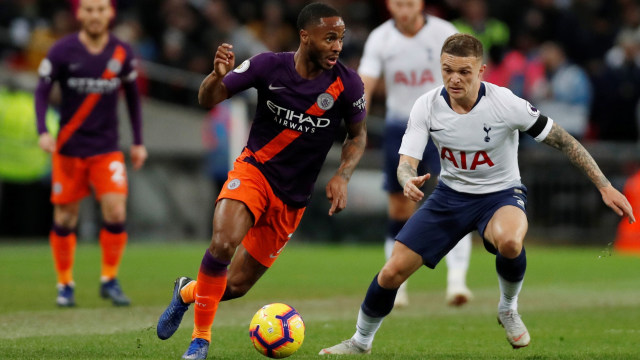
[35,33,142,157]
[223,52,366,208]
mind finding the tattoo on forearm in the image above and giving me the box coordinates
[337,131,366,181]
[397,161,418,188]
[542,123,610,188]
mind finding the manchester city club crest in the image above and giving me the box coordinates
[316,93,335,111]
[107,58,122,74]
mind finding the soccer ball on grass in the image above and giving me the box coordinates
[249,303,305,358]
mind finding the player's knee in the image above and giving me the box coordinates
[54,208,79,228]
[104,208,127,224]
[496,238,522,259]
[208,238,237,261]
[378,264,405,289]
[103,205,126,223]
[55,215,77,229]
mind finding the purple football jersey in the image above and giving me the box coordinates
[35,33,140,157]
[223,52,366,207]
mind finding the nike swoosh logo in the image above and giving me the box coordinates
[512,331,528,342]
[269,84,286,90]
[429,128,445,132]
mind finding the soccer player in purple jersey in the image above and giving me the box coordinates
[156,3,367,359]
[34,0,146,307]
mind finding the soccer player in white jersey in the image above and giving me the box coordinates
[319,33,635,354]
[359,0,472,307]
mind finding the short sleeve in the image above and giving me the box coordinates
[399,95,430,160]
[495,86,540,131]
[357,29,383,78]
[222,52,272,96]
[341,71,366,124]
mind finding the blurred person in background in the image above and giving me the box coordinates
[0,77,58,237]
[358,0,472,308]
[591,29,640,142]
[24,7,76,71]
[247,0,298,52]
[483,30,545,100]
[531,41,592,140]
[452,0,510,66]
[201,101,232,236]
[155,3,367,359]
[201,0,268,66]
[34,0,147,307]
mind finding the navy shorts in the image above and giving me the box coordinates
[396,181,528,268]
[383,121,440,193]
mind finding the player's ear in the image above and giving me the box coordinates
[477,61,486,79]
[299,29,309,45]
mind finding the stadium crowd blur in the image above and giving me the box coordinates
[2,0,640,143]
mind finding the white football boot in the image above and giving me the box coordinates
[445,285,473,307]
[393,281,409,307]
[319,339,371,355]
[497,309,530,348]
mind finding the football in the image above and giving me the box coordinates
[249,303,305,358]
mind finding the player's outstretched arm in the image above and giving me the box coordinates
[398,154,430,202]
[542,122,635,223]
[198,43,235,109]
[326,120,367,216]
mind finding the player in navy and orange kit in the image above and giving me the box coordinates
[35,0,147,307]
[156,3,367,359]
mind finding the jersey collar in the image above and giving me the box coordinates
[440,82,486,111]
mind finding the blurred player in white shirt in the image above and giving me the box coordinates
[358,0,472,307]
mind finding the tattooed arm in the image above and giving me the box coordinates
[542,122,635,223]
[397,154,431,202]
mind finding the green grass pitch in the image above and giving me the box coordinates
[0,240,639,359]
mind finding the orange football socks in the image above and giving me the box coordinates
[50,224,77,285]
[180,280,197,304]
[99,222,127,281]
[192,250,230,342]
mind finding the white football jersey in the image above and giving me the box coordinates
[399,82,554,194]
[358,15,458,121]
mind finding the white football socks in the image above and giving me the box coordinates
[445,233,472,289]
[352,308,384,349]
[384,237,395,260]
[497,273,523,312]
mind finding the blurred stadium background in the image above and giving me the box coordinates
[1,0,639,247]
